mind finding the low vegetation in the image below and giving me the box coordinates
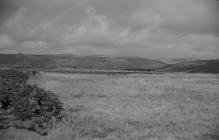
[36,72,218,140]
[0,70,63,135]
[1,71,219,140]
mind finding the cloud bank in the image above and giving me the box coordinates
[0,0,219,59]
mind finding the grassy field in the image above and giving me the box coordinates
[28,72,218,140]
[2,72,218,140]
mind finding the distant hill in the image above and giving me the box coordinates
[0,54,56,69]
[0,54,166,71]
[158,58,200,64]
[157,60,219,73]
[1,54,218,73]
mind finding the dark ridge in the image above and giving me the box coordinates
[1,54,218,73]
[0,53,166,71]
[157,59,219,73]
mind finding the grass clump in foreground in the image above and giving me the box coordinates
[0,69,63,135]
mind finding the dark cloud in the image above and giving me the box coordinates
[0,0,218,59]
[0,0,17,28]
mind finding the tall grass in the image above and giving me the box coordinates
[36,73,219,140]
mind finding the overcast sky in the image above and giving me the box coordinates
[0,0,219,59]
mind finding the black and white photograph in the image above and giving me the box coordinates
[0,0,219,140]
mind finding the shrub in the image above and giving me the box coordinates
[11,85,63,120]
[0,69,63,135]
[0,70,28,109]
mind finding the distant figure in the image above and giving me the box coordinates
[32,70,37,85]
[33,70,36,77]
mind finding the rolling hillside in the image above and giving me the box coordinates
[0,54,56,69]
[157,59,219,73]
[1,54,218,73]
[0,54,166,71]
[158,58,200,64]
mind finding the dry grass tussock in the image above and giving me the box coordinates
[33,73,219,140]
